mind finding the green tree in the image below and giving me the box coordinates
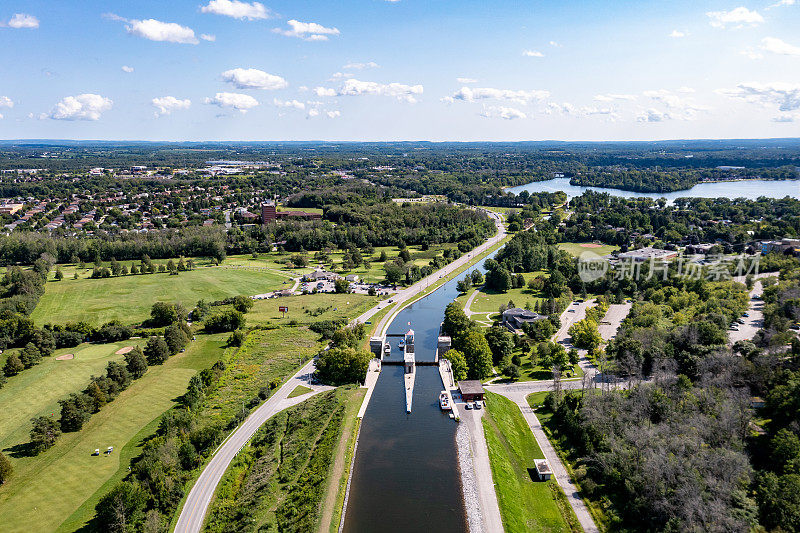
[124,346,148,379]
[54,267,64,281]
[19,342,42,368]
[446,349,468,381]
[568,318,602,352]
[204,309,245,333]
[470,270,484,286]
[164,324,188,355]
[334,278,350,294]
[95,481,148,533]
[59,393,92,432]
[144,336,169,365]
[231,295,254,313]
[3,353,24,377]
[442,302,472,337]
[314,346,371,385]
[30,415,61,454]
[460,329,494,380]
[756,472,800,532]
[484,325,514,365]
[149,302,178,326]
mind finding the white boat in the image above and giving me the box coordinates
[398,340,405,349]
[439,391,451,410]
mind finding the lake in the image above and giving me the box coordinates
[506,177,800,201]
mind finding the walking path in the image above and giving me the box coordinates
[459,406,504,533]
[174,360,333,533]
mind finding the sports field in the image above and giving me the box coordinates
[557,242,619,258]
[0,334,228,533]
[32,266,290,325]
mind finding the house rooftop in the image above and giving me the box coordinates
[458,380,484,395]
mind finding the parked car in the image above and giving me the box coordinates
[464,402,473,410]
[473,401,482,410]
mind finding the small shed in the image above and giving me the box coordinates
[458,380,485,402]
[534,459,552,481]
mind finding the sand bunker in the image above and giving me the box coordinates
[115,346,134,355]
[55,353,75,361]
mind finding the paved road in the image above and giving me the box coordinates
[459,404,504,533]
[728,273,778,344]
[554,299,594,346]
[354,208,506,334]
[598,302,632,342]
[174,360,333,533]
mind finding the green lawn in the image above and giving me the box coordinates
[483,392,580,533]
[288,384,313,398]
[558,242,619,258]
[0,341,139,458]
[248,293,376,327]
[464,271,548,317]
[32,266,289,326]
[495,346,583,382]
[0,333,228,533]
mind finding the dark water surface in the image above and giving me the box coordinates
[342,255,493,533]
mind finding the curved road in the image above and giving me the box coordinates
[174,360,332,533]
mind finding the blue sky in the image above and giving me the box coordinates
[1,0,799,141]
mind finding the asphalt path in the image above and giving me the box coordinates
[174,360,333,533]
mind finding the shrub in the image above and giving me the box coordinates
[204,309,245,333]
[144,336,169,365]
[231,295,254,313]
[314,346,371,385]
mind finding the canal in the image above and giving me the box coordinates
[342,254,493,533]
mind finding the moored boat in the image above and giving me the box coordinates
[439,391,451,410]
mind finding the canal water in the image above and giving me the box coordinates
[506,177,800,202]
[342,255,492,533]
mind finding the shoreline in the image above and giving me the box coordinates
[502,177,800,196]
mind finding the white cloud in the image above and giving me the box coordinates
[47,94,113,121]
[121,65,134,73]
[549,41,561,47]
[523,50,544,57]
[343,61,379,70]
[221,68,288,90]
[329,72,353,81]
[326,110,341,118]
[545,102,577,115]
[7,13,39,29]
[152,96,191,117]
[450,86,549,105]
[204,92,259,113]
[457,77,478,84]
[769,0,795,7]
[0,96,13,108]
[314,87,337,97]
[772,114,796,122]
[706,7,764,29]
[274,98,305,110]
[669,30,687,38]
[643,89,709,119]
[594,93,636,102]
[718,82,800,111]
[317,79,423,103]
[741,47,764,59]
[637,108,670,122]
[480,106,527,120]
[273,20,340,41]
[201,33,216,42]
[307,108,319,118]
[677,86,696,93]
[126,18,199,44]
[761,37,800,56]
[200,0,273,20]
[0,114,3,120]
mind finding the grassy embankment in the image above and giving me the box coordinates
[527,391,613,531]
[0,334,228,533]
[203,387,364,533]
[483,392,582,533]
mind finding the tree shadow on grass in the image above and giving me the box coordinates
[3,441,38,458]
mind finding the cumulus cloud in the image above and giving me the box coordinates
[47,94,113,121]
[480,105,527,120]
[772,114,795,122]
[769,0,795,7]
[448,86,549,105]
[121,65,134,73]
[457,77,478,84]
[307,108,320,118]
[0,96,13,108]
[221,68,288,90]
[594,93,636,102]
[643,89,709,118]
[343,61,379,70]
[124,17,200,44]
[7,13,39,29]
[523,50,544,57]
[761,37,800,56]
[315,79,423,103]
[273,20,339,41]
[273,98,305,110]
[637,108,670,122]
[326,110,341,118]
[669,30,687,38]
[707,7,764,29]
[549,41,561,47]
[329,72,353,81]
[201,33,216,42]
[200,0,273,20]
[718,82,800,111]
[152,96,191,117]
[204,92,258,113]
